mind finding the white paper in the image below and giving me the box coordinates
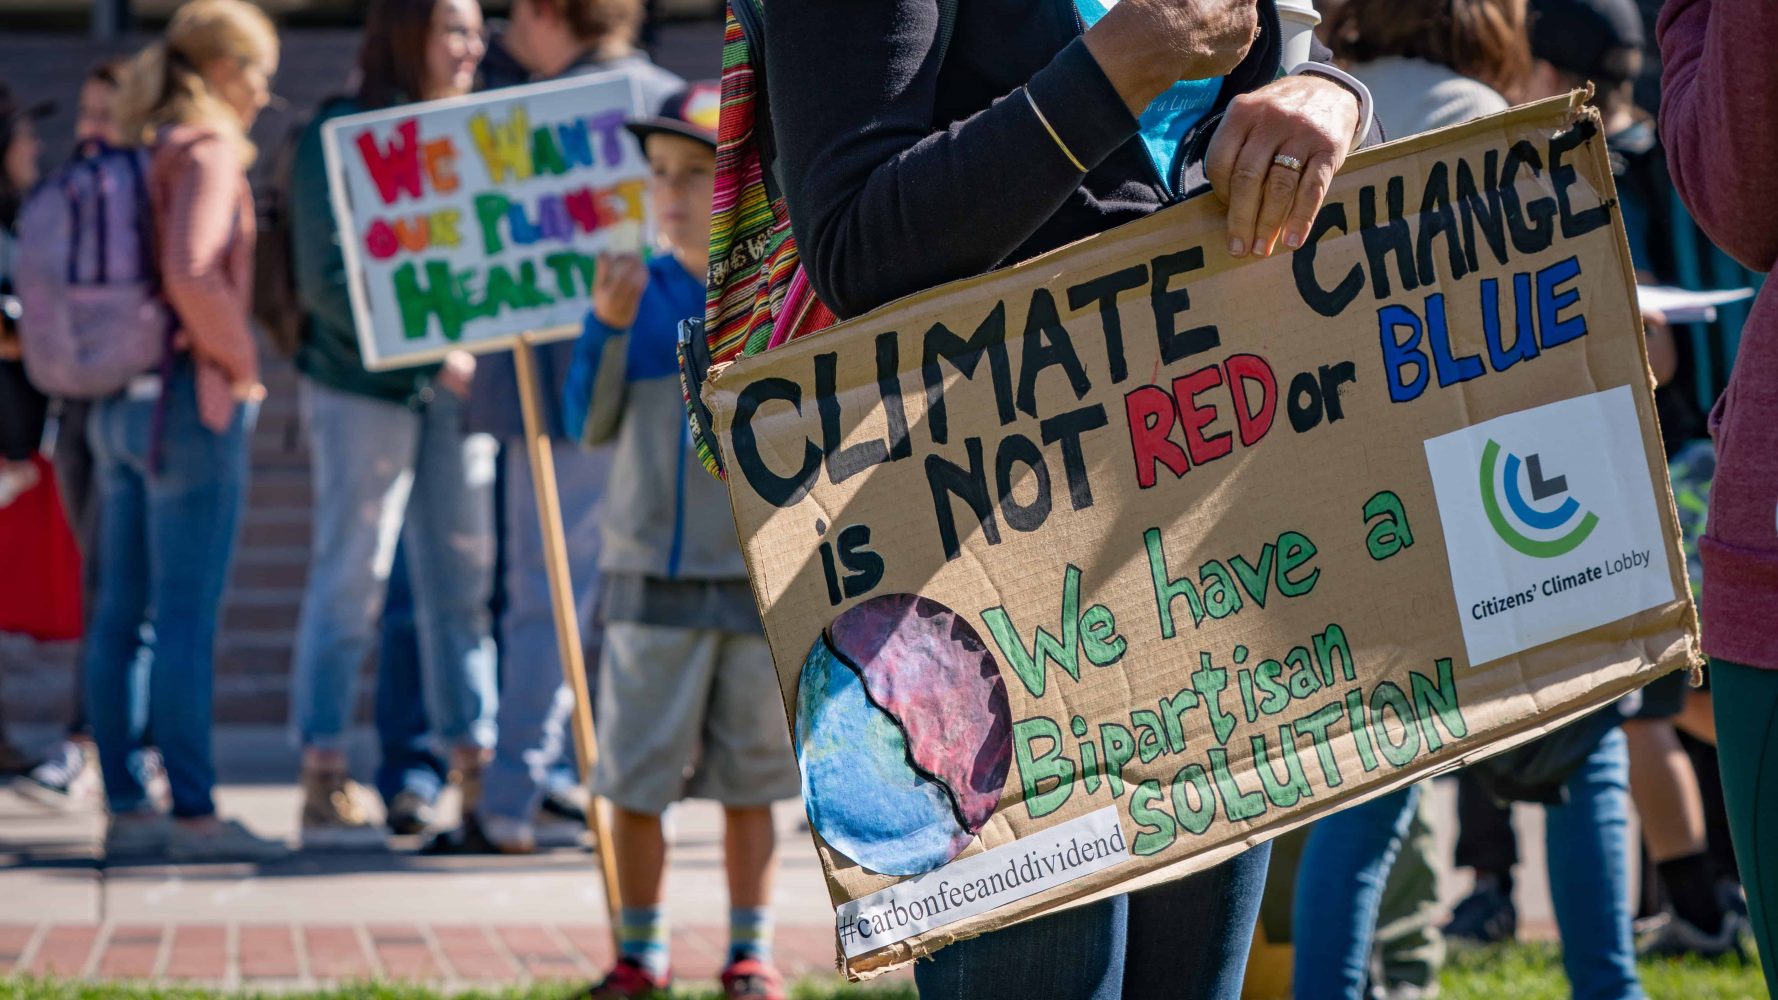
[834,807,1131,959]
[1422,387,1677,666]
[1637,284,1754,324]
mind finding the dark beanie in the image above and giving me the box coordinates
[1530,0,1644,86]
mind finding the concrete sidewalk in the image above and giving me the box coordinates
[0,724,876,990]
[0,725,1582,992]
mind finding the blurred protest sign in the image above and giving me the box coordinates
[322,72,647,371]
[702,93,1700,978]
[323,71,650,941]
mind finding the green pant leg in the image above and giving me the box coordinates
[1713,660,1778,994]
[1374,781,1445,994]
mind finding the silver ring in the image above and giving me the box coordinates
[1273,153,1305,173]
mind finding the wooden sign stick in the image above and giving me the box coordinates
[512,335,623,946]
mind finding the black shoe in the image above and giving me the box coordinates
[385,789,436,836]
[1443,881,1517,947]
[1639,910,1747,960]
[421,812,529,855]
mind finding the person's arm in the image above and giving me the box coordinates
[159,137,257,387]
[289,115,361,336]
[766,0,1142,319]
[563,252,646,446]
[1658,0,1778,271]
[563,314,630,446]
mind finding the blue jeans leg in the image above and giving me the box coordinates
[913,845,1270,1000]
[143,375,249,818]
[1292,785,1421,1000]
[83,401,152,814]
[86,366,247,819]
[290,379,419,750]
[914,893,1127,1000]
[399,390,497,751]
[1545,726,1644,1000]
[1125,842,1271,1000]
[374,544,444,805]
[478,440,606,824]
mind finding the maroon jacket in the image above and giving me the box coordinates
[1658,0,1778,670]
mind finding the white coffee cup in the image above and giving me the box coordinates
[1274,0,1323,70]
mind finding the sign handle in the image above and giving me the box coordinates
[511,336,624,945]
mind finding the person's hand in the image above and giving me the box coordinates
[1084,0,1259,115]
[1207,74,1361,259]
[592,252,649,330]
[1641,307,1678,387]
[232,380,267,403]
[437,350,475,397]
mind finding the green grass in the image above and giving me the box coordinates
[0,948,1767,999]
[1440,943,1769,1000]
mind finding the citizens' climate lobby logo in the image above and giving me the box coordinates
[1479,440,1600,558]
[1424,387,1676,666]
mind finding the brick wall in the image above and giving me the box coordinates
[0,22,724,726]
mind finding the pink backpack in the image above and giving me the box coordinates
[14,143,172,399]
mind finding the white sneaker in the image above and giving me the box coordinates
[168,818,291,864]
[17,739,97,809]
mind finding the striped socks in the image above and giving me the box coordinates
[728,906,774,964]
[618,906,669,980]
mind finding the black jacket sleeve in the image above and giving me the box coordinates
[764,0,1138,320]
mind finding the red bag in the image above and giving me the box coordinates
[0,454,83,642]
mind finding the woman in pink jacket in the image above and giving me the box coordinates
[1658,0,1778,989]
[89,0,288,864]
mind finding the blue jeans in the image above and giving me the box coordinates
[84,363,251,818]
[914,844,1271,1000]
[1292,785,1423,999]
[1295,729,1642,1000]
[290,379,498,751]
[373,545,446,805]
[478,440,607,825]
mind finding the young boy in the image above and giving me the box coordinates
[562,84,800,1000]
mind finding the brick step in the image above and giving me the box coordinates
[0,922,878,987]
[222,600,301,634]
[248,472,314,509]
[226,581,306,602]
[215,642,293,679]
[240,518,312,549]
[232,560,308,591]
[232,545,309,569]
[242,503,312,526]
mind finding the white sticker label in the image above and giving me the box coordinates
[1423,386,1676,666]
[835,806,1130,959]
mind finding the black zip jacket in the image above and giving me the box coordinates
[765,0,1353,320]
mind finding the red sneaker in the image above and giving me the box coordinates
[720,957,786,1000]
[581,958,669,999]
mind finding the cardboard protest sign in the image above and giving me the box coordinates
[322,73,647,370]
[702,93,1700,978]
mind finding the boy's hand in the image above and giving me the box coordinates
[593,252,649,330]
[437,351,476,397]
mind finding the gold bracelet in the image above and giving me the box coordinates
[1024,89,1087,174]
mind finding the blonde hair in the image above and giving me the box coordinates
[117,0,279,163]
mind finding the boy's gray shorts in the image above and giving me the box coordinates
[592,622,802,814]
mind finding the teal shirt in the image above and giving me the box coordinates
[1073,0,1222,192]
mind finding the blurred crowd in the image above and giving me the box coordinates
[0,0,1771,998]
